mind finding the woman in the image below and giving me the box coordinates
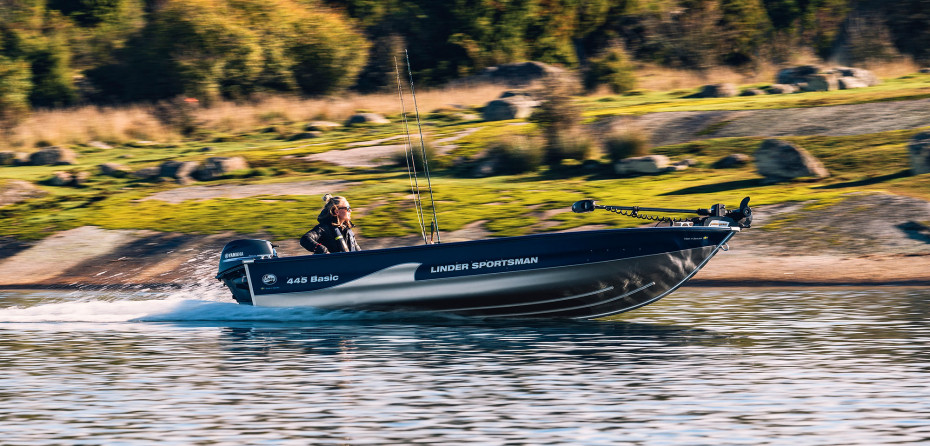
[299,194,362,254]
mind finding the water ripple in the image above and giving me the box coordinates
[0,288,928,444]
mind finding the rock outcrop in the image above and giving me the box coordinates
[0,179,46,205]
[473,61,573,87]
[345,113,390,126]
[615,155,670,175]
[908,131,930,175]
[99,163,131,178]
[694,83,738,98]
[774,65,879,92]
[45,171,90,187]
[754,139,829,182]
[195,156,249,181]
[29,146,78,165]
[482,94,541,121]
[713,153,751,168]
[0,152,29,166]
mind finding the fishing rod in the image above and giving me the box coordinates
[572,197,753,228]
[406,49,441,244]
[394,55,428,244]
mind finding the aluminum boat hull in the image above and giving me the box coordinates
[219,226,737,319]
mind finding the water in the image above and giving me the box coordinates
[1,287,929,445]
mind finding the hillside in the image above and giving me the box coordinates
[1,71,929,288]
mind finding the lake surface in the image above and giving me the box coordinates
[1,286,929,445]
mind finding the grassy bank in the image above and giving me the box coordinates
[2,72,930,243]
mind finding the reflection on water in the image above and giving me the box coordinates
[0,287,928,445]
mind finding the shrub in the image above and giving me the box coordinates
[550,129,597,163]
[528,79,583,166]
[0,56,32,125]
[604,127,651,162]
[486,135,544,174]
[584,45,637,94]
[392,139,441,170]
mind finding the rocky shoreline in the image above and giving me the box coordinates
[1,193,927,290]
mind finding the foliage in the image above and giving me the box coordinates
[0,56,32,125]
[86,0,368,102]
[549,128,597,162]
[26,38,78,107]
[604,127,652,162]
[584,45,637,94]
[485,135,544,174]
[879,0,930,63]
[390,139,440,170]
[2,77,930,241]
[528,79,583,166]
[718,0,771,65]
[4,0,930,112]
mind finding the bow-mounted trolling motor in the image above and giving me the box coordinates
[572,197,752,229]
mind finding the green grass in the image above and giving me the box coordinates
[2,72,930,242]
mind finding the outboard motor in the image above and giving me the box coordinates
[216,239,278,305]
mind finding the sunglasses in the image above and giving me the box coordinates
[336,206,352,212]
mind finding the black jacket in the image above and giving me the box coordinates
[300,220,361,254]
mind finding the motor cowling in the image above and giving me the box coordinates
[216,239,278,279]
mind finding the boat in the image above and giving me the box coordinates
[216,197,752,319]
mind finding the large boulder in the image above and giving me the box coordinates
[29,146,77,166]
[99,163,131,178]
[754,139,829,182]
[694,83,738,98]
[713,153,751,169]
[908,131,930,175]
[803,73,839,91]
[305,121,341,132]
[45,171,89,187]
[740,88,767,96]
[775,65,878,91]
[767,84,799,94]
[0,180,46,206]
[777,65,820,84]
[131,167,161,180]
[615,155,671,175]
[159,161,200,182]
[475,61,572,87]
[195,156,249,181]
[345,113,390,126]
[835,67,879,86]
[0,152,28,166]
[838,77,869,89]
[481,96,540,121]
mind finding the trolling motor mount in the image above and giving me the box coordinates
[572,197,752,228]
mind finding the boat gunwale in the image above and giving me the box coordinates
[253,225,739,266]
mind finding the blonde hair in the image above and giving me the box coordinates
[317,193,347,223]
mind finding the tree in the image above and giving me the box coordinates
[880,0,930,63]
[0,56,33,125]
[48,0,133,27]
[718,0,771,65]
[584,44,636,94]
[763,0,802,30]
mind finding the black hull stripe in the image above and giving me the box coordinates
[440,286,615,312]
[489,282,656,318]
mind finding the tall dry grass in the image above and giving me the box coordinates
[633,62,785,92]
[632,55,922,92]
[859,58,921,79]
[3,84,507,149]
[3,58,923,150]
[3,105,176,149]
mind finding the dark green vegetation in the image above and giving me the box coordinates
[1,72,929,243]
[3,0,930,115]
